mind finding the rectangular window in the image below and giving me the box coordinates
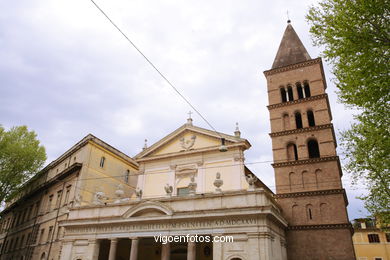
[20,235,24,248]
[386,233,390,242]
[56,226,61,240]
[47,195,53,212]
[26,233,31,245]
[56,190,62,208]
[368,234,380,243]
[9,239,13,251]
[177,187,189,196]
[35,201,40,216]
[375,258,383,260]
[4,241,8,253]
[47,226,53,242]
[64,185,71,205]
[99,157,105,168]
[28,205,33,220]
[39,229,45,244]
[21,209,26,223]
[124,170,130,183]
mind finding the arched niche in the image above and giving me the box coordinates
[123,201,173,218]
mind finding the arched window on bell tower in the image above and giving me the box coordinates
[287,143,298,161]
[295,112,303,129]
[307,139,320,158]
[283,113,290,130]
[280,88,287,102]
[306,204,314,220]
[304,81,311,97]
[307,110,315,127]
[287,85,294,101]
[296,82,304,99]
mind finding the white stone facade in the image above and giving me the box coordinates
[59,190,287,260]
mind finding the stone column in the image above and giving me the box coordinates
[187,241,196,260]
[108,238,118,260]
[161,242,170,260]
[213,235,222,260]
[86,239,100,260]
[59,239,74,260]
[129,238,139,260]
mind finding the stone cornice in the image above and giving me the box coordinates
[272,156,339,168]
[1,163,82,215]
[264,57,322,76]
[267,93,328,110]
[269,124,333,137]
[275,189,345,199]
[287,223,353,231]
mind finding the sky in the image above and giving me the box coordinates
[0,0,368,219]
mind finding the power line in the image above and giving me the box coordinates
[89,0,223,138]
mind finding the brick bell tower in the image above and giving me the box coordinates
[263,21,356,260]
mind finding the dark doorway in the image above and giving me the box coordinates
[98,239,110,260]
[117,238,131,260]
[138,238,161,260]
[171,242,187,260]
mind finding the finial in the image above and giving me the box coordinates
[219,138,228,152]
[143,139,147,151]
[187,111,193,126]
[234,122,241,138]
[287,10,291,24]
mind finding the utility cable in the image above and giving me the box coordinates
[89,0,223,138]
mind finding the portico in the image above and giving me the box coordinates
[59,190,287,260]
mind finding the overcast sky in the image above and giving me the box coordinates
[0,0,368,219]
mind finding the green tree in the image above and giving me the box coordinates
[307,0,390,224]
[0,125,47,204]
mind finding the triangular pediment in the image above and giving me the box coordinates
[135,124,250,159]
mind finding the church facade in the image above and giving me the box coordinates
[59,119,288,260]
[0,23,356,260]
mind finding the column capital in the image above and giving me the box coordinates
[110,238,119,243]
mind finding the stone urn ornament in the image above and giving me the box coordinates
[213,172,223,193]
[135,187,143,201]
[114,184,129,203]
[164,183,173,197]
[188,176,197,195]
[245,174,258,191]
[74,194,82,207]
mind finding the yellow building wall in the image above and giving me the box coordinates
[353,231,390,260]
[79,142,138,205]
[143,169,170,198]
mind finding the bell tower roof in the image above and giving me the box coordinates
[271,22,311,69]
